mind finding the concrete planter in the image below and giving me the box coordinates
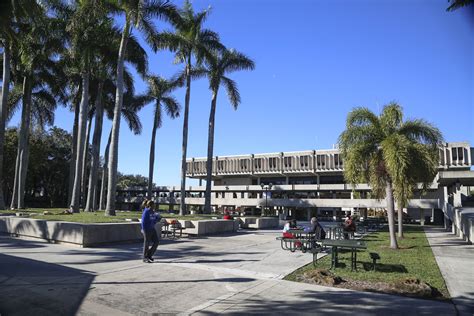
[177,219,239,236]
[0,216,239,245]
[0,216,142,247]
[237,217,279,229]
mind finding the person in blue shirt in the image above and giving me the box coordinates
[141,199,161,263]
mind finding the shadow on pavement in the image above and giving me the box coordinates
[0,251,94,316]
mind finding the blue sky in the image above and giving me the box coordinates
[9,0,474,185]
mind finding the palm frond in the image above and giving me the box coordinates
[221,76,240,109]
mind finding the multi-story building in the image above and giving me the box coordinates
[117,142,473,223]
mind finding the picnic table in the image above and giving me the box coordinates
[322,239,367,271]
[161,219,183,238]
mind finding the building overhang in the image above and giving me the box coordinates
[437,170,474,186]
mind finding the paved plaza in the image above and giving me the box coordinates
[0,229,462,315]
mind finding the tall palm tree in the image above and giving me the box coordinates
[338,103,443,248]
[0,0,40,209]
[9,13,64,209]
[154,0,223,215]
[65,1,110,213]
[200,49,255,213]
[145,75,181,198]
[105,0,178,216]
[98,88,147,211]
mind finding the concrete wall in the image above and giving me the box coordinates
[0,217,143,247]
[0,217,242,244]
[237,217,279,229]
[178,219,239,236]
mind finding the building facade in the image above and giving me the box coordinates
[117,142,474,223]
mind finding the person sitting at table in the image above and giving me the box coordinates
[290,219,298,229]
[282,220,302,248]
[343,214,356,239]
[304,217,326,240]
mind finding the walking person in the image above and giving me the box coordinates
[141,199,161,263]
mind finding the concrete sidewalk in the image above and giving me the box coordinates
[424,226,474,316]
[0,230,456,315]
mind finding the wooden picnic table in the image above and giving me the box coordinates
[322,239,367,271]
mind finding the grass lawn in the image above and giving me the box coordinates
[284,225,449,299]
[0,208,215,223]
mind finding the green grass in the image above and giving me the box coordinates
[0,208,215,223]
[284,225,449,299]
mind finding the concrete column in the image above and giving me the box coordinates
[420,209,425,226]
[307,208,311,221]
[285,176,289,184]
[453,189,462,207]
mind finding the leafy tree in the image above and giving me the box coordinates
[338,103,442,248]
[199,49,255,213]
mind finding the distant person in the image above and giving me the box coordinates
[343,214,356,239]
[290,219,298,229]
[282,220,302,248]
[305,217,326,240]
[141,200,161,263]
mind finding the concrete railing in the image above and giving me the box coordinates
[452,208,474,244]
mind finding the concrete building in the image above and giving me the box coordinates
[117,142,474,224]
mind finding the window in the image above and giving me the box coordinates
[452,148,458,161]
[269,157,277,169]
[300,155,309,168]
[458,147,464,161]
[240,159,248,170]
[284,157,292,168]
[254,158,262,170]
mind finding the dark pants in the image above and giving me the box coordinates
[143,229,159,258]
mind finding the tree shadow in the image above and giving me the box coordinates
[0,252,93,316]
[362,262,408,273]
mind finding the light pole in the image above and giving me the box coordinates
[260,183,273,216]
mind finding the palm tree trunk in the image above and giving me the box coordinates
[0,45,11,210]
[18,135,30,209]
[385,180,399,249]
[70,72,90,213]
[68,97,80,206]
[204,89,218,213]
[99,130,112,211]
[16,75,32,209]
[147,104,159,199]
[106,18,131,216]
[179,56,192,216]
[81,115,92,207]
[398,207,404,238]
[10,150,20,209]
[85,82,104,212]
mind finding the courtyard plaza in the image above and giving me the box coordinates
[1,224,470,316]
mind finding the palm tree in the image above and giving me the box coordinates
[201,49,255,213]
[447,0,473,11]
[154,0,223,215]
[65,1,110,213]
[0,0,40,209]
[145,75,181,198]
[9,12,64,209]
[105,0,178,216]
[98,89,147,211]
[338,103,443,248]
